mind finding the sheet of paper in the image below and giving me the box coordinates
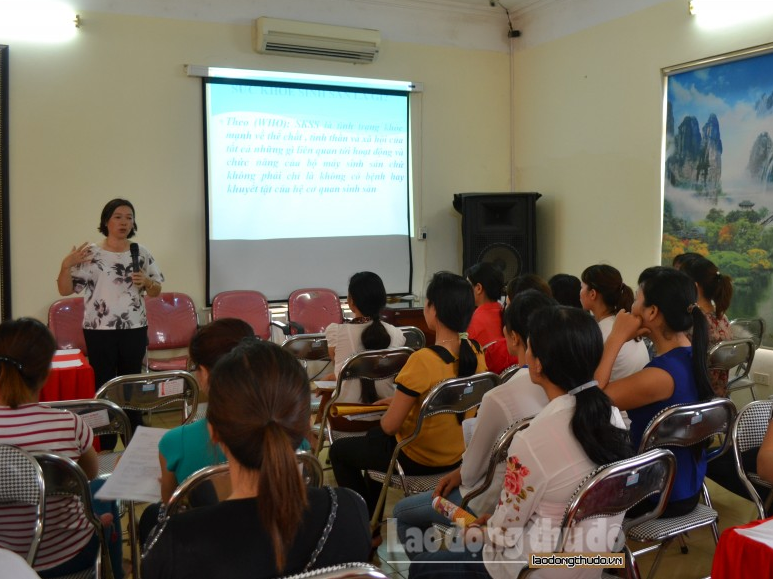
[736,518,773,549]
[314,380,337,391]
[55,349,81,356]
[94,426,167,502]
[462,417,478,448]
[51,358,83,368]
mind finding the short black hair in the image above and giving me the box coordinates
[548,274,582,308]
[465,262,504,301]
[98,198,138,238]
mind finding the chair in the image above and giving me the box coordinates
[399,326,426,350]
[498,364,520,383]
[281,333,330,366]
[211,290,274,340]
[314,347,414,456]
[279,562,387,579]
[366,371,501,531]
[165,452,324,517]
[0,444,45,566]
[708,338,756,399]
[145,292,198,371]
[33,451,113,579]
[48,297,87,354]
[731,398,773,519]
[96,370,199,427]
[626,398,737,579]
[43,399,132,479]
[516,448,677,579]
[729,317,766,349]
[284,288,343,335]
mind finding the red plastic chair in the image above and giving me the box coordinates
[145,292,198,371]
[48,297,87,354]
[211,290,272,340]
[286,288,343,335]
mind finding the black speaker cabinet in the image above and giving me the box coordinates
[453,192,540,281]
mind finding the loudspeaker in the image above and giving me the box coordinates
[453,192,540,281]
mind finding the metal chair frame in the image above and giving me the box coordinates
[517,449,677,579]
[626,398,737,579]
[729,317,766,350]
[165,451,324,518]
[278,562,387,579]
[281,333,330,366]
[498,364,520,384]
[314,347,414,456]
[399,326,426,351]
[708,337,756,399]
[731,398,773,520]
[33,451,114,579]
[43,399,132,479]
[366,371,501,531]
[0,444,45,566]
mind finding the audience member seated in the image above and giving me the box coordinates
[680,255,734,396]
[505,273,552,305]
[324,271,406,403]
[392,289,555,558]
[580,264,650,380]
[142,339,370,579]
[0,318,123,579]
[408,306,632,579]
[329,272,486,530]
[548,273,582,308]
[465,262,505,348]
[596,266,714,518]
[138,318,256,544]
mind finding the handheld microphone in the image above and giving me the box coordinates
[129,243,140,272]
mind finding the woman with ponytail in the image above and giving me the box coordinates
[680,255,734,396]
[595,266,714,518]
[410,306,631,579]
[324,271,406,404]
[580,264,650,380]
[0,318,123,579]
[330,272,487,525]
[142,339,370,579]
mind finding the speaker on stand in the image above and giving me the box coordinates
[453,192,540,281]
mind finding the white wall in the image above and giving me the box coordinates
[6,12,511,320]
[509,0,773,288]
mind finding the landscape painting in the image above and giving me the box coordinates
[662,44,773,346]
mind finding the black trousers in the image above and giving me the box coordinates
[329,426,460,518]
[84,327,148,442]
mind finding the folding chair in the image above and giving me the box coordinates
[43,399,132,479]
[729,317,766,349]
[498,364,520,384]
[366,371,500,531]
[96,370,199,427]
[211,290,275,340]
[314,347,414,456]
[33,451,114,579]
[48,297,88,354]
[145,292,198,371]
[517,448,677,579]
[165,452,324,518]
[626,398,737,579]
[0,444,45,566]
[708,338,756,399]
[731,398,773,520]
[281,333,330,367]
[279,562,387,579]
[399,326,426,350]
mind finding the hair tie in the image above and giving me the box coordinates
[458,332,469,340]
[716,270,721,278]
[0,355,23,373]
[687,303,699,314]
[567,380,598,396]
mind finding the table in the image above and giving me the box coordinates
[712,516,773,578]
[39,350,96,402]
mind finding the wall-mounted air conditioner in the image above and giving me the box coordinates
[254,17,380,64]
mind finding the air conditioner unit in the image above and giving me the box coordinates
[254,17,380,64]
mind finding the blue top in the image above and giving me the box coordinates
[628,346,706,502]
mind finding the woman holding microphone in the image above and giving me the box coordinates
[57,198,164,413]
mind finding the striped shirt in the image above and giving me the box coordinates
[0,404,95,571]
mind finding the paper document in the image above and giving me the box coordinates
[55,349,81,356]
[462,417,478,448]
[94,426,167,502]
[52,358,84,368]
[314,381,337,391]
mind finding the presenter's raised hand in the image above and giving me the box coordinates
[61,242,92,269]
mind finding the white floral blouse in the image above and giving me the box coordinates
[71,243,164,330]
